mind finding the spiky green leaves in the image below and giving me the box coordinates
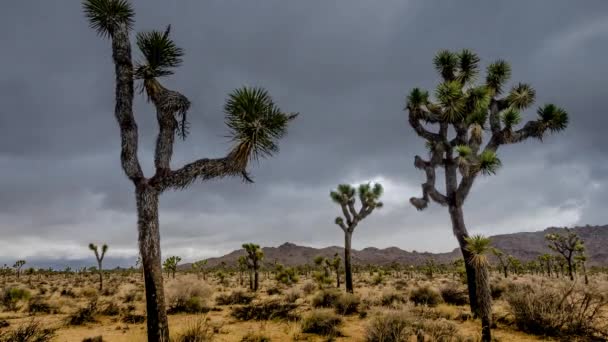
[135,26,184,79]
[486,60,511,95]
[507,83,536,110]
[501,108,522,128]
[434,50,459,81]
[455,145,472,158]
[436,81,464,122]
[465,235,492,268]
[477,150,501,176]
[457,49,480,84]
[433,49,481,84]
[224,87,298,165]
[330,184,355,204]
[358,183,384,208]
[83,0,134,38]
[406,88,429,112]
[537,104,568,132]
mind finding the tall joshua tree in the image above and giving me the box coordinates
[546,228,584,281]
[83,1,296,339]
[406,49,568,313]
[465,235,493,342]
[331,253,342,288]
[163,256,181,279]
[89,243,108,291]
[243,243,263,291]
[192,260,208,280]
[13,260,26,279]
[538,253,553,277]
[331,183,383,293]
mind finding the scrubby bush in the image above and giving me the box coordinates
[66,300,97,325]
[409,286,442,307]
[99,302,120,316]
[266,287,282,296]
[301,281,317,295]
[60,288,76,298]
[172,317,214,342]
[283,288,301,303]
[215,290,255,305]
[301,309,342,336]
[380,290,407,307]
[121,313,146,324]
[82,336,103,342]
[365,311,411,342]
[439,283,469,306]
[333,292,359,315]
[490,280,507,300]
[241,332,271,342]
[1,287,31,311]
[0,319,56,342]
[27,297,54,314]
[311,289,341,308]
[231,300,298,321]
[165,276,213,314]
[506,282,608,339]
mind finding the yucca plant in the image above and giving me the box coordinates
[331,182,383,293]
[162,255,181,279]
[405,49,568,317]
[243,243,264,292]
[88,243,108,291]
[82,1,297,340]
[465,235,493,342]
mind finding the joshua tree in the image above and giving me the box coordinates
[546,228,584,281]
[465,235,493,342]
[243,243,263,291]
[82,1,297,339]
[237,256,248,287]
[574,252,589,285]
[538,253,553,277]
[192,260,208,280]
[406,49,568,313]
[13,260,26,279]
[88,243,108,291]
[331,253,342,288]
[507,255,522,275]
[162,256,181,279]
[491,248,508,278]
[331,182,383,293]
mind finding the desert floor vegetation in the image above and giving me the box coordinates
[2,269,606,341]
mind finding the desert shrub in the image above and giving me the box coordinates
[1,287,31,311]
[79,287,98,298]
[365,311,412,342]
[506,282,608,338]
[215,290,255,305]
[27,297,54,314]
[266,287,282,296]
[418,319,461,341]
[82,336,103,342]
[301,281,317,295]
[439,283,469,306]
[121,313,145,324]
[380,290,407,307]
[372,272,385,285]
[392,279,408,291]
[409,286,442,307]
[240,332,271,342]
[66,300,97,325]
[0,319,56,342]
[60,288,76,298]
[99,302,120,316]
[490,280,507,300]
[275,266,299,286]
[166,276,213,314]
[311,289,341,308]
[333,292,359,315]
[231,300,298,321]
[301,309,342,336]
[283,288,301,303]
[172,317,214,342]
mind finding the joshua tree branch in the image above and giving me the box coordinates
[111,25,144,183]
[484,119,544,153]
[410,155,449,210]
[409,112,443,143]
[339,203,353,226]
[153,108,177,174]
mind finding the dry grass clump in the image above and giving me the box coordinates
[379,290,407,307]
[409,285,442,307]
[439,282,469,306]
[66,299,98,325]
[365,310,467,342]
[283,288,301,303]
[27,296,55,314]
[311,289,342,308]
[506,281,608,339]
[1,286,31,311]
[166,275,213,314]
[301,281,317,295]
[333,292,360,315]
[0,318,56,342]
[240,332,272,342]
[215,290,255,305]
[300,309,342,337]
[231,299,298,321]
[171,317,214,342]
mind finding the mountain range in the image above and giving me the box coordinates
[183,225,608,268]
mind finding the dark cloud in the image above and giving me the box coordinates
[1,0,607,262]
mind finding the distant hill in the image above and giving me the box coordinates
[183,225,608,269]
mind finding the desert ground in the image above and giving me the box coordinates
[1,268,606,342]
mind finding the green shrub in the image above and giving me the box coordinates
[168,296,211,314]
[311,289,341,308]
[27,297,54,314]
[231,300,298,321]
[490,281,507,300]
[333,292,359,315]
[216,290,255,305]
[380,291,407,307]
[171,318,214,342]
[1,287,31,311]
[439,283,469,306]
[66,300,97,325]
[365,311,412,342]
[301,310,342,336]
[409,286,442,307]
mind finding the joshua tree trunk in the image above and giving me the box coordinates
[253,260,259,292]
[567,258,574,281]
[582,263,589,285]
[475,263,492,342]
[336,270,340,288]
[344,232,353,293]
[97,261,103,291]
[449,205,478,315]
[137,187,169,342]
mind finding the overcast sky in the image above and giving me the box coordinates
[1,1,607,265]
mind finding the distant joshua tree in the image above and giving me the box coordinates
[88,243,108,291]
[238,256,248,287]
[546,228,585,281]
[331,253,342,288]
[192,260,208,280]
[331,183,383,293]
[82,0,297,339]
[163,256,181,279]
[13,260,26,279]
[243,243,263,291]
[466,235,493,342]
[405,49,568,314]
[491,248,508,278]
[538,253,553,277]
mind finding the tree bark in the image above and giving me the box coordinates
[344,232,354,293]
[98,261,103,291]
[253,260,259,292]
[136,186,169,342]
[476,264,493,342]
[449,205,478,315]
[567,258,574,281]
